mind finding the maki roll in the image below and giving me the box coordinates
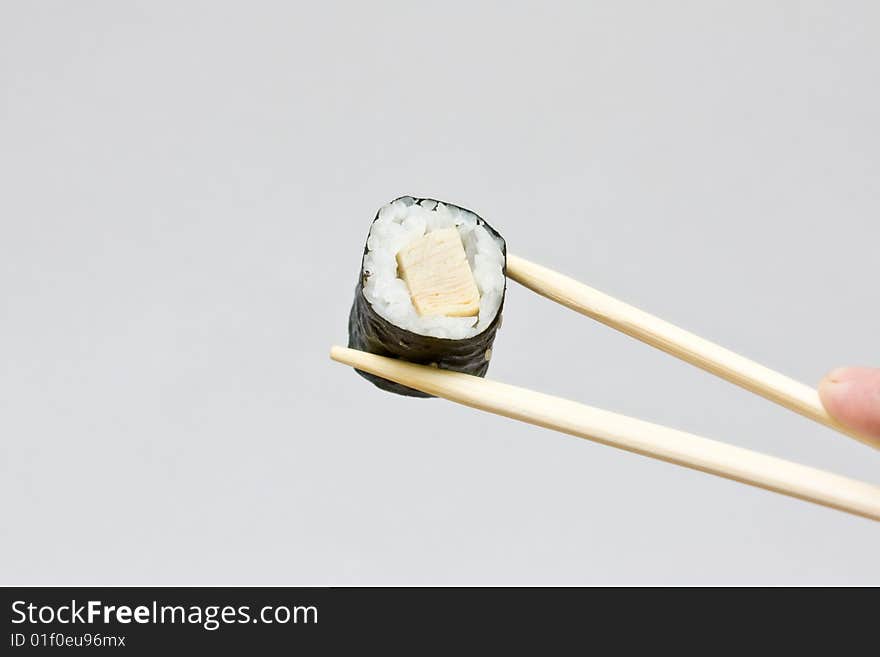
[348,196,507,397]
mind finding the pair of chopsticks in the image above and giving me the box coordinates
[331,254,880,521]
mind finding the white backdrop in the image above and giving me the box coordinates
[1,1,878,584]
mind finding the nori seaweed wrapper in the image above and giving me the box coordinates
[348,196,506,397]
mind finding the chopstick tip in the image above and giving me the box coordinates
[329,345,348,363]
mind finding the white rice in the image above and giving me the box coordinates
[362,197,505,339]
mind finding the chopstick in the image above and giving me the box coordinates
[330,346,880,521]
[505,254,874,448]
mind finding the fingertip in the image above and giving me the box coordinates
[821,367,860,385]
[818,376,851,418]
[819,367,880,445]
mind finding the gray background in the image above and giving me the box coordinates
[1,1,877,585]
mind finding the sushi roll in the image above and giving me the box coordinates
[348,196,507,397]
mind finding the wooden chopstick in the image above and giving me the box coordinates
[330,346,880,521]
[505,254,875,449]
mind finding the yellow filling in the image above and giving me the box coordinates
[396,228,480,317]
